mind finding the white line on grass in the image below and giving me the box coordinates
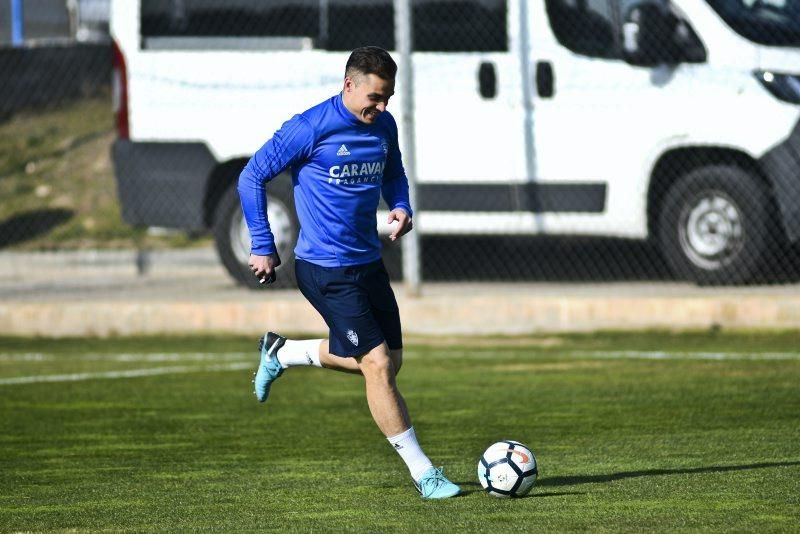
[0,353,53,362]
[3,349,797,386]
[84,352,251,362]
[404,349,800,361]
[0,362,252,386]
[570,351,800,361]
[0,352,250,363]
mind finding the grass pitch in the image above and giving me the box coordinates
[1,332,798,531]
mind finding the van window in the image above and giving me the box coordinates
[140,1,318,46]
[327,0,507,52]
[413,0,507,52]
[140,0,507,53]
[705,0,800,47]
[545,0,619,59]
[326,1,394,51]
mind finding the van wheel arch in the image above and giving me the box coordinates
[654,162,782,285]
[207,162,298,289]
[646,147,769,240]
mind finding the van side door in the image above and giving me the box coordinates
[529,0,665,238]
[410,0,528,203]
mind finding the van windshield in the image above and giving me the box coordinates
[705,0,800,46]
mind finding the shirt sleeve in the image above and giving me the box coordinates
[380,114,413,218]
[237,114,314,255]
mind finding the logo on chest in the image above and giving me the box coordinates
[328,161,385,185]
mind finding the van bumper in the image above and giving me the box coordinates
[760,118,800,242]
[112,140,217,231]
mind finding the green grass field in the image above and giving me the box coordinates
[1,332,798,531]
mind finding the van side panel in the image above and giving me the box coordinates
[760,118,800,242]
[112,140,216,230]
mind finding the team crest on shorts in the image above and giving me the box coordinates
[346,329,359,346]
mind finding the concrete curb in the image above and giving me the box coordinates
[2,248,799,336]
[2,294,799,337]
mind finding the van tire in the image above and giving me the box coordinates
[381,239,404,280]
[657,164,777,285]
[213,180,298,289]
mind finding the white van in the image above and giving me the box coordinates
[110,0,800,287]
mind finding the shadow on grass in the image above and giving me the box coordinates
[0,208,73,248]
[538,460,800,487]
[533,491,586,498]
[454,481,483,497]
[456,481,586,499]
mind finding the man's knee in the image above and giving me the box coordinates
[358,344,395,379]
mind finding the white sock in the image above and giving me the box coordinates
[275,339,323,368]
[387,426,434,481]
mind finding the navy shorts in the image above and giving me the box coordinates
[295,258,402,357]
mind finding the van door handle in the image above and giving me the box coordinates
[478,62,497,99]
[536,61,554,98]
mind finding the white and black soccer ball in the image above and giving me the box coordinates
[478,440,538,498]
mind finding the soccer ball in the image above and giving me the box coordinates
[478,440,538,498]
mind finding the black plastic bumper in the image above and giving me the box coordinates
[112,140,217,231]
[760,117,800,242]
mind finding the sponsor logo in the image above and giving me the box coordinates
[506,449,530,463]
[393,443,403,450]
[305,351,313,365]
[328,161,384,179]
[328,177,379,186]
[381,139,389,154]
[346,329,359,346]
[327,161,385,186]
[337,144,351,156]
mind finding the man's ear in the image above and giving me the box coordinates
[343,76,354,93]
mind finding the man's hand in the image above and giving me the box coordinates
[388,208,413,241]
[249,252,282,285]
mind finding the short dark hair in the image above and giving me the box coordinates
[345,46,397,81]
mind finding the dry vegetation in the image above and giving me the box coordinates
[0,99,206,250]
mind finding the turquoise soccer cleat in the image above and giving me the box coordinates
[414,467,461,499]
[253,332,286,403]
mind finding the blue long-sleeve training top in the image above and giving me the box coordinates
[238,93,412,268]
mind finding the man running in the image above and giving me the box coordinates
[237,46,460,500]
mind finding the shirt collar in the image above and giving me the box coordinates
[336,92,364,126]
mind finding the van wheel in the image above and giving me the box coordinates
[657,164,777,285]
[213,179,298,289]
[381,238,403,280]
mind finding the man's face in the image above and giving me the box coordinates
[342,73,395,124]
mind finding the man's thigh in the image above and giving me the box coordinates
[295,259,390,357]
[361,261,402,352]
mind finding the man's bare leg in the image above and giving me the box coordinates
[352,341,458,496]
[319,340,403,376]
[258,334,458,496]
[356,342,410,436]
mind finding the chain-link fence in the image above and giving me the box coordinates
[1,0,799,292]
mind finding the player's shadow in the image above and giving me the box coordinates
[454,481,484,496]
[538,460,800,487]
[455,481,585,498]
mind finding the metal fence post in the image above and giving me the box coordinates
[394,0,421,296]
[11,0,24,47]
